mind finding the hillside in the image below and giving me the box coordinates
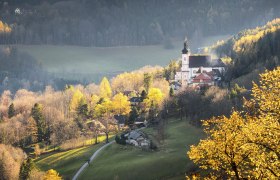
[1,0,280,46]
[79,119,203,180]
[208,18,280,88]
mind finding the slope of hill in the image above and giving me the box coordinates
[209,18,280,88]
[1,0,280,46]
[79,119,203,180]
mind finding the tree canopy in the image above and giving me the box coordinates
[188,67,280,179]
[99,77,112,99]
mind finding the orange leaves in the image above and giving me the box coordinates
[0,20,12,34]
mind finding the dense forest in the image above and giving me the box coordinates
[206,18,280,88]
[1,0,280,46]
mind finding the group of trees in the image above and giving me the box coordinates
[208,18,280,88]
[0,69,167,178]
[168,84,248,127]
[187,67,280,179]
[0,61,170,178]
[0,63,168,154]
[0,144,62,180]
[1,0,280,46]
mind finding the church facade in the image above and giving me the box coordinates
[174,39,225,89]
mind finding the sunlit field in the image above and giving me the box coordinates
[79,119,204,180]
[35,135,114,179]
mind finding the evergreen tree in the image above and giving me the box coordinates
[8,103,15,118]
[141,90,147,101]
[19,158,34,180]
[128,107,139,126]
[77,98,88,119]
[27,117,38,144]
[31,103,46,142]
[169,87,174,97]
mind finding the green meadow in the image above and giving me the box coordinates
[34,136,113,179]
[79,119,203,180]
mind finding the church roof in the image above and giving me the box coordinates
[182,38,189,54]
[192,73,213,83]
[189,55,225,68]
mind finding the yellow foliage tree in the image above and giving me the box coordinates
[94,98,115,143]
[111,72,143,92]
[99,77,112,98]
[144,88,164,109]
[43,169,62,180]
[69,90,84,112]
[90,94,100,110]
[112,93,131,115]
[188,67,280,179]
[0,21,12,33]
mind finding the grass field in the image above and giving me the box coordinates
[34,136,113,179]
[9,35,229,83]
[79,119,204,180]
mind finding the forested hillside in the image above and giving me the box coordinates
[208,18,280,87]
[1,0,280,46]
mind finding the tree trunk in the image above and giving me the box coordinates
[106,132,109,143]
[231,162,240,180]
[95,133,98,144]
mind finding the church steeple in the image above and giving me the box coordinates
[182,37,189,54]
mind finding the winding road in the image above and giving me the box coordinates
[72,141,115,180]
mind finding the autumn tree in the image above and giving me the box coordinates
[0,144,25,180]
[99,77,112,99]
[43,169,62,180]
[70,89,84,113]
[144,88,164,109]
[163,60,179,81]
[188,68,280,179]
[34,144,41,158]
[94,98,116,143]
[144,73,153,92]
[144,88,164,120]
[112,93,131,115]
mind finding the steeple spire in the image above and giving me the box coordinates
[182,37,189,54]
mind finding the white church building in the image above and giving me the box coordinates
[175,39,225,89]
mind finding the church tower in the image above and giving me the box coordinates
[181,38,190,87]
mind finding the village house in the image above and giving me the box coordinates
[113,115,126,129]
[129,97,142,106]
[124,130,150,148]
[174,38,225,89]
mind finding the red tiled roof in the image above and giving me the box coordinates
[192,73,212,83]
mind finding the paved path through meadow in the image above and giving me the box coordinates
[72,141,115,180]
